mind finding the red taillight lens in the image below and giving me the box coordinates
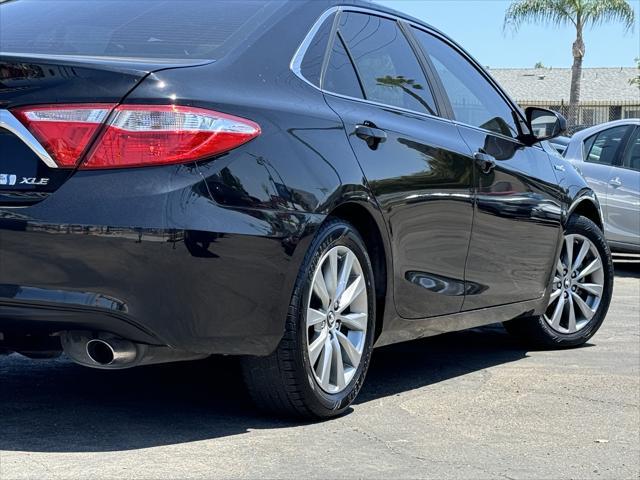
[12,104,261,169]
[12,104,114,167]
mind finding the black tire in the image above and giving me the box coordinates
[503,215,613,348]
[241,218,376,419]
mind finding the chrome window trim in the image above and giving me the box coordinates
[290,5,526,144]
[0,109,57,168]
[290,6,449,125]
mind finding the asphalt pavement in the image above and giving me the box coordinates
[1,262,638,479]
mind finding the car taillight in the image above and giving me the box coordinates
[12,104,261,169]
[12,104,114,168]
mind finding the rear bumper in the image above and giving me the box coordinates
[0,165,323,355]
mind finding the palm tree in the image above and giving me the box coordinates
[504,0,635,126]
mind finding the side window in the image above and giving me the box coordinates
[324,34,364,99]
[412,27,519,138]
[584,126,630,165]
[621,128,640,171]
[337,12,438,115]
[299,13,335,87]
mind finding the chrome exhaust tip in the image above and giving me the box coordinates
[86,338,136,366]
[61,331,207,370]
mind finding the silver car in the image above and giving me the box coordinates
[564,119,640,253]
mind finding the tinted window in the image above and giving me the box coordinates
[338,13,437,115]
[585,126,630,165]
[0,0,283,60]
[324,35,365,99]
[621,128,640,171]
[412,28,518,138]
[300,14,335,87]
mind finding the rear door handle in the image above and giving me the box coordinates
[609,177,622,188]
[355,123,387,150]
[474,151,496,174]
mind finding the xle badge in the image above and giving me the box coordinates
[20,177,50,186]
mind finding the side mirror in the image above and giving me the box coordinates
[522,107,567,144]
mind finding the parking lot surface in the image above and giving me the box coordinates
[1,263,638,479]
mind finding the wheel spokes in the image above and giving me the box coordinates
[336,331,361,367]
[309,328,328,366]
[573,239,590,273]
[577,258,602,281]
[306,245,368,394]
[550,294,565,329]
[337,275,365,314]
[317,335,333,389]
[567,295,577,333]
[307,308,326,327]
[331,335,346,390]
[577,282,603,297]
[339,312,367,331]
[336,250,355,302]
[571,291,595,321]
[545,233,605,335]
[564,236,574,272]
[313,270,331,310]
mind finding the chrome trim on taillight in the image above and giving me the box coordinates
[0,109,58,168]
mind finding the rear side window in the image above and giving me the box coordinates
[584,126,631,165]
[0,0,284,60]
[336,12,437,115]
[412,27,519,138]
[299,13,335,88]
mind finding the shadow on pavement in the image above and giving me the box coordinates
[0,324,529,453]
[613,260,640,278]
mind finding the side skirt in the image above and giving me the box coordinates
[375,297,545,348]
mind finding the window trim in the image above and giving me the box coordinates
[291,5,447,123]
[291,5,529,145]
[329,9,441,117]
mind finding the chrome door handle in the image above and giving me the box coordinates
[609,177,622,188]
[474,151,496,174]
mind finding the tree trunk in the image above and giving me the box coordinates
[569,25,585,128]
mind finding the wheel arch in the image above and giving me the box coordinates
[328,201,391,341]
[568,192,604,232]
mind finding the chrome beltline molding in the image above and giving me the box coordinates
[0,109,58,169]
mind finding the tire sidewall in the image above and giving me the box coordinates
[293,220,376,417]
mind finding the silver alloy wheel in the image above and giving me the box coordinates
[306,245,368,394]
[544,233,605,334]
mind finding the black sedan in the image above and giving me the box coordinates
[0,0,613,418]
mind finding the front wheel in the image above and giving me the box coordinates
[504,215,614,348]
[242,218,376,418]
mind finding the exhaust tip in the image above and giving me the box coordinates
[86,339,115,365]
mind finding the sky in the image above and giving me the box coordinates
[375,0,640,69]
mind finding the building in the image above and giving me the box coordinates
[488,67,640,128]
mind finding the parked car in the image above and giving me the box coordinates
[563,119,640,253]
[549,135,571,155]
[0,0,614,419]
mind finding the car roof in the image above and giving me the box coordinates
[571,119,640,142]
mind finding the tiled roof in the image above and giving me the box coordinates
[487,67,640,104]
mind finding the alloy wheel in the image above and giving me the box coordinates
[306,245,368,394]
[544,233,605,334]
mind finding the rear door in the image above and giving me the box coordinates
[410,26,563,310]
[579,125,635,241]
[320,11,475,318]
[606,126,640,247]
